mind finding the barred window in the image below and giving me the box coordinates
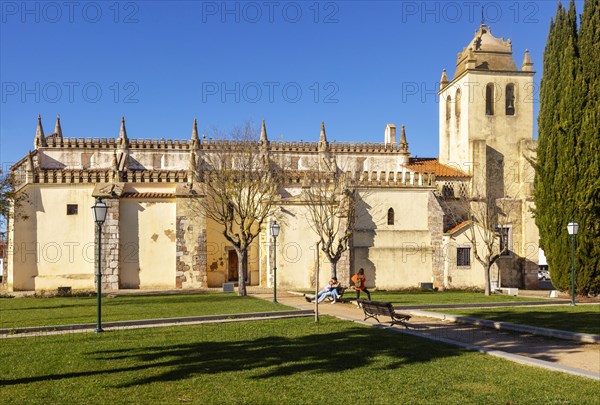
[457,247,471,267]
[387,208,395,225]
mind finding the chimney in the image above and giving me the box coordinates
[384,124,397,146]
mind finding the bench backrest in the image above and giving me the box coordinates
[358,300,395,315]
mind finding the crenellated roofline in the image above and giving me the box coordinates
[36,136,415,154]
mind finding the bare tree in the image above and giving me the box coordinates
[303,157,357,279]
[191,122,281,296]
[441,175,520,296]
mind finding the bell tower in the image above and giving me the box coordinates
[438,24,535,197]
[438,24,540,289]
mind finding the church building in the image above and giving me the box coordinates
[4,24,539,292]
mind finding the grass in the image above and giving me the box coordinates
[0,293,289,329]
[340,290,545,305]
[443,304,600,335]
[1,317,598,404]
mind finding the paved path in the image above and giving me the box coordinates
[254,292,600,380]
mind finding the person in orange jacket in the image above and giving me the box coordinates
[351,268,371,301]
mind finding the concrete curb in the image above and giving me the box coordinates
[408,309,600,344]
[394,300,571,310]
[0,310,313,337]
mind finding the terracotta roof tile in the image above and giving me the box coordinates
[447,220,472,234]
[406,158,469,178]
[121,192,174,199]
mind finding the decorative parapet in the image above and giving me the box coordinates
[44,137,194,150]
[269,140,406,154]
[282,170,436,188]
[37,169,114,184]
[121,170,188,183]
[13,168,188,186]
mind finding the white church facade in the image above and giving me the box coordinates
[4,24,540,292]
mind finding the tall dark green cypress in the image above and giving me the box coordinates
[576,0,600,294]
[535,1,582,292]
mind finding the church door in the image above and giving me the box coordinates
[227,250,248,283]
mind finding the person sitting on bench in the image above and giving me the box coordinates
[351,268,371,301]
[305,277,341,304]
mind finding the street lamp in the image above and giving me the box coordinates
[92,197,108,332]
[566,220,579,306]
[271,220,280,304]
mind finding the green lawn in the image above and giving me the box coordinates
[443,304,600,335]
[0,317,598,404]
[0,293,288,329]
[348,290,545,305]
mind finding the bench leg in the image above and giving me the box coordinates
[391,320,410,329]
[363,314,380,323]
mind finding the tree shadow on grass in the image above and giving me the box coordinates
[104,326,464,387]
[0,322,465,388]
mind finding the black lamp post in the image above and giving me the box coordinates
[92,197,108,332]
[566,220,579,306]
[271,220,280,304]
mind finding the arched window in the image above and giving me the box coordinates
[485,83,494,115]
[455,89,461,118]
[505,83,515,115]
[387,208,395,225]
[446,96,451,121]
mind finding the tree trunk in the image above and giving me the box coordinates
[484,263,491,296]
[330,260,337,279]
[237,248,247,296]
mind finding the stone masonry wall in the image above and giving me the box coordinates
[98,199,120,290]
[428,193,445,289]
[176,199,207,288]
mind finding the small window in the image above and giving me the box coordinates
[387,208,395,225]
[446,96,451,121]
[67,204,78,215]
[455,89,461,118]
[485,84,495,115]
[505,84,515,115]
[457,247,471,266]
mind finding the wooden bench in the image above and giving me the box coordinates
[357,299,411,328]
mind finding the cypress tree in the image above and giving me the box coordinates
[576,0,600,294]
[535,1,581,292]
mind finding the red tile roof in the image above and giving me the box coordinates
[447,220,472,235]
[406,158,469,178]
[121,192,174,199]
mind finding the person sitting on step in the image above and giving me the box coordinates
[305,277,341,304]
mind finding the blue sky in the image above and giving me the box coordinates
[0,0,582,169]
